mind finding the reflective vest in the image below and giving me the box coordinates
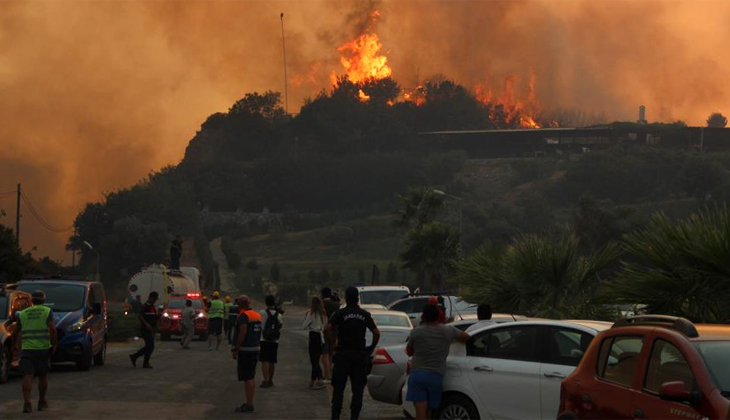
[209,299,224,319]
[224,302,233,317]
[19,305,52,351]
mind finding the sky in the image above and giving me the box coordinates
[1,0,729,261]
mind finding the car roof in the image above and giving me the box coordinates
[17,279,92,287]
[357,285,409,290]
[369,309,410,317]
[468,319,612,335]
[692,325,730,341]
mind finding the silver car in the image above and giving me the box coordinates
[367,313,524,405]
[366,309,413,347]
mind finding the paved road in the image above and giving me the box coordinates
[0,307,404,419]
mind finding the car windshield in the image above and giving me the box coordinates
[167,299,203,309]
[359,290,408,306]
[0,297,8,320]
[17,283,85,312]
[372,313,411,328]
[695,341,730,395]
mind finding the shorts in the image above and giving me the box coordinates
[406,370,444,409]
[259,341,279,364]
[237,352,259,381]
[19,350,51,377]
[207,318,223,336]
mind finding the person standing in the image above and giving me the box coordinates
[207,291,225,351]
[170,235,183,270]
[406,304,470,420]
[226,297,239,345]
[302,297,327,390]
[259,295,282,388]
[15,291,57,413]
[465,304,495,334]
[130,291,160,369]
[131,294,142,315]
[326,287,380,420]
[223,296,233,344]
[231,295,263,414]
[321,287,339,383]
[180,299,196,349]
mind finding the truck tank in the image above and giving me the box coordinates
[128,264,199,304]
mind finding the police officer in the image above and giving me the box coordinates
[130,291,160,369]
[325,287,380,420]
[207,291,225,350]
[15,291,57,413]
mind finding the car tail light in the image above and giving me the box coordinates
[372,348,394,365]
[187,292,200,298]
[172,315,179,319]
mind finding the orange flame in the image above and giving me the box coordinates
[475,71,545,129]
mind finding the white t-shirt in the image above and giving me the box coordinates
[260,308,283,343]
[465,320,496,334]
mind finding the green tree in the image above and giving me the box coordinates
[385,262,398,284]
[318,269,331,285]
[605,206,730,322]
[457,233,621,319]
[0,224,25,283]
[400,222,460,290]
[358,268,366,284]
[707,112,728,128]
[394,187,446,231]
[229,91,287,122]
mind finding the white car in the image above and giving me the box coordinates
[402,320,611,420]
[366,309,413,347]
[388,295,477,326]
[357,285,410,307]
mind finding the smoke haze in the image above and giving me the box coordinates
[1,0,729,260]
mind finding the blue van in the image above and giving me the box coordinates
[15,277,107,370]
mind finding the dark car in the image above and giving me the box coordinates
[559,315,730,420]
[0,285,33,383]
[14,277,108,371]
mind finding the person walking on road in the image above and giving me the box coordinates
[207,291,225,351]
[259,294,282,388]
[303,296,327,390]
[321,287,339,383]
[180,299,196,349]
[406,304,470,420]
[130,291,160,369]
[231,295,263,414]
[465,304,495,334]
[325,287,380,420]
[14,291,57,413]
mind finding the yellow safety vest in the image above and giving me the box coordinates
[209,299,224,319]
[19,305,52,351]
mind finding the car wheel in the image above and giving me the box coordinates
[160,333,171,341]
[439,394,479,420]
[93,338,106,366]
[76,342,93,371]
[0,345,10,384]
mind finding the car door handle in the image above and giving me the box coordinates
[634,409,645,419]
[474,365,493,372]
[543,372,566,379]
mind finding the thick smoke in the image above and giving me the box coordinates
[1,0,729,259]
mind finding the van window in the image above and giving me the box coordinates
[597,336,644,387]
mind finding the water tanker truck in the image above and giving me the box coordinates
[128,264,200,305]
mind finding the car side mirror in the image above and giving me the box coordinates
[659,381,701,406]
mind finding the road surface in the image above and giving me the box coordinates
[0,306,404,419]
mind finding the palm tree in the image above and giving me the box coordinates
[457,233,621,319]
[393,187,446,232]
[605,206,730,322]
[400,222,460,290]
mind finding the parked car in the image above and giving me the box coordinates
[0,286,33,383]
[388,295,477,326]
[402,320,611,419]
[559,315,730,420]
[367,309,413,348]
[356,285,410,307]
[367,313,525,406]
[342,303,388,311]
[158,293,208,341]
[14,277,108,371]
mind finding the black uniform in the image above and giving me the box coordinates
[131,301,158,366]
[329,305,377,420]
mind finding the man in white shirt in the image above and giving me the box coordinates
[180,299,197,349]
[465,304,495,334]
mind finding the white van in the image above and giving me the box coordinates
[356,285,410,307]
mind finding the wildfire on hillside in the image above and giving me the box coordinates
[475,71,545,129]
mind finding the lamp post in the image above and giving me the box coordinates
[432,189,464,251]
[83,241,100,282]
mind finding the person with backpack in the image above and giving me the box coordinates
[259,295,282,388]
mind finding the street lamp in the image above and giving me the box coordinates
[432,190,464,251]
[83,241,100,282]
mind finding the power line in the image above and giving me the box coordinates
[20,191,74,233]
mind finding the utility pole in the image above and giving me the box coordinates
[15,183,21,243]
[280,12,289,115]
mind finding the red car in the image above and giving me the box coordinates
[559,315,730,420]
[158,293,208,341]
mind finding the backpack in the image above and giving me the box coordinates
[262,310,282,341]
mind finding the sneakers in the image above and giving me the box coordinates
[207,347,212,351]
[23,403,32,414]
[143,364,153,369]
[312,381,326,390]
[129,355,137,368]
[38,401,49,411]
[323,379,331,384]
[234,404,255,414]
[260,381,273,388]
